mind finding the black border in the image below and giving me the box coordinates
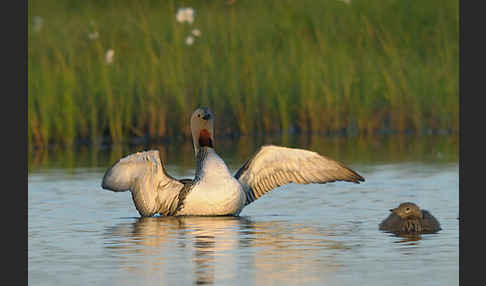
[460,0,480,285]
[9,0,28,284]
[23,0,28,284]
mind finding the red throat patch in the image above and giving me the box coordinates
[199,129,213,148]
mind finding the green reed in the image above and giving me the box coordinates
[28,0,459,148]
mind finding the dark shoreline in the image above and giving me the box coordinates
[29,127,457,152]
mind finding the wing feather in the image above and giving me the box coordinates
[101,150,185,217]
[234,145,364,206]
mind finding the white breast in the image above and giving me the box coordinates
[177,149,246,216]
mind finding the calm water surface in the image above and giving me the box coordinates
[28,135,459,286]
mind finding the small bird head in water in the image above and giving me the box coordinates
[390,202,423,220]
[190,107,215,154]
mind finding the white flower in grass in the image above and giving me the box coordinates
[176,8,194,24]
[32,16,44,32]
[191,29,201,37]
[185,35,195,46]
[105,49,115,64]
[88,31,99,40]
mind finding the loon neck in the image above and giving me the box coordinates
[194,147,229,180]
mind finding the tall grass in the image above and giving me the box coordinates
[28,0,459,148]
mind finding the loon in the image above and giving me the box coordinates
[101,107,365,217]
[379,202,441,234]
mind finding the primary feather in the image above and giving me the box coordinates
[234,145,364,205]
[101,150,186,216]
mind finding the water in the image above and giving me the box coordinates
[28,135,459,286]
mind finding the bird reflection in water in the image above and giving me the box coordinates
[105,216,251,285]
[104,216,349,285]
[391,233,423,245]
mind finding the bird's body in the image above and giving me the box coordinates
[175,148,246,216]
[101,107,365,217]
[379,202,441,234]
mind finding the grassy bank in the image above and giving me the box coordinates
[28,134,459,172]
[28,0,459,148]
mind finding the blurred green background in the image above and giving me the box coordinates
[28,0,458,149]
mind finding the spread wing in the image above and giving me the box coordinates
[101,150,186,217]
[234,145,364,206]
